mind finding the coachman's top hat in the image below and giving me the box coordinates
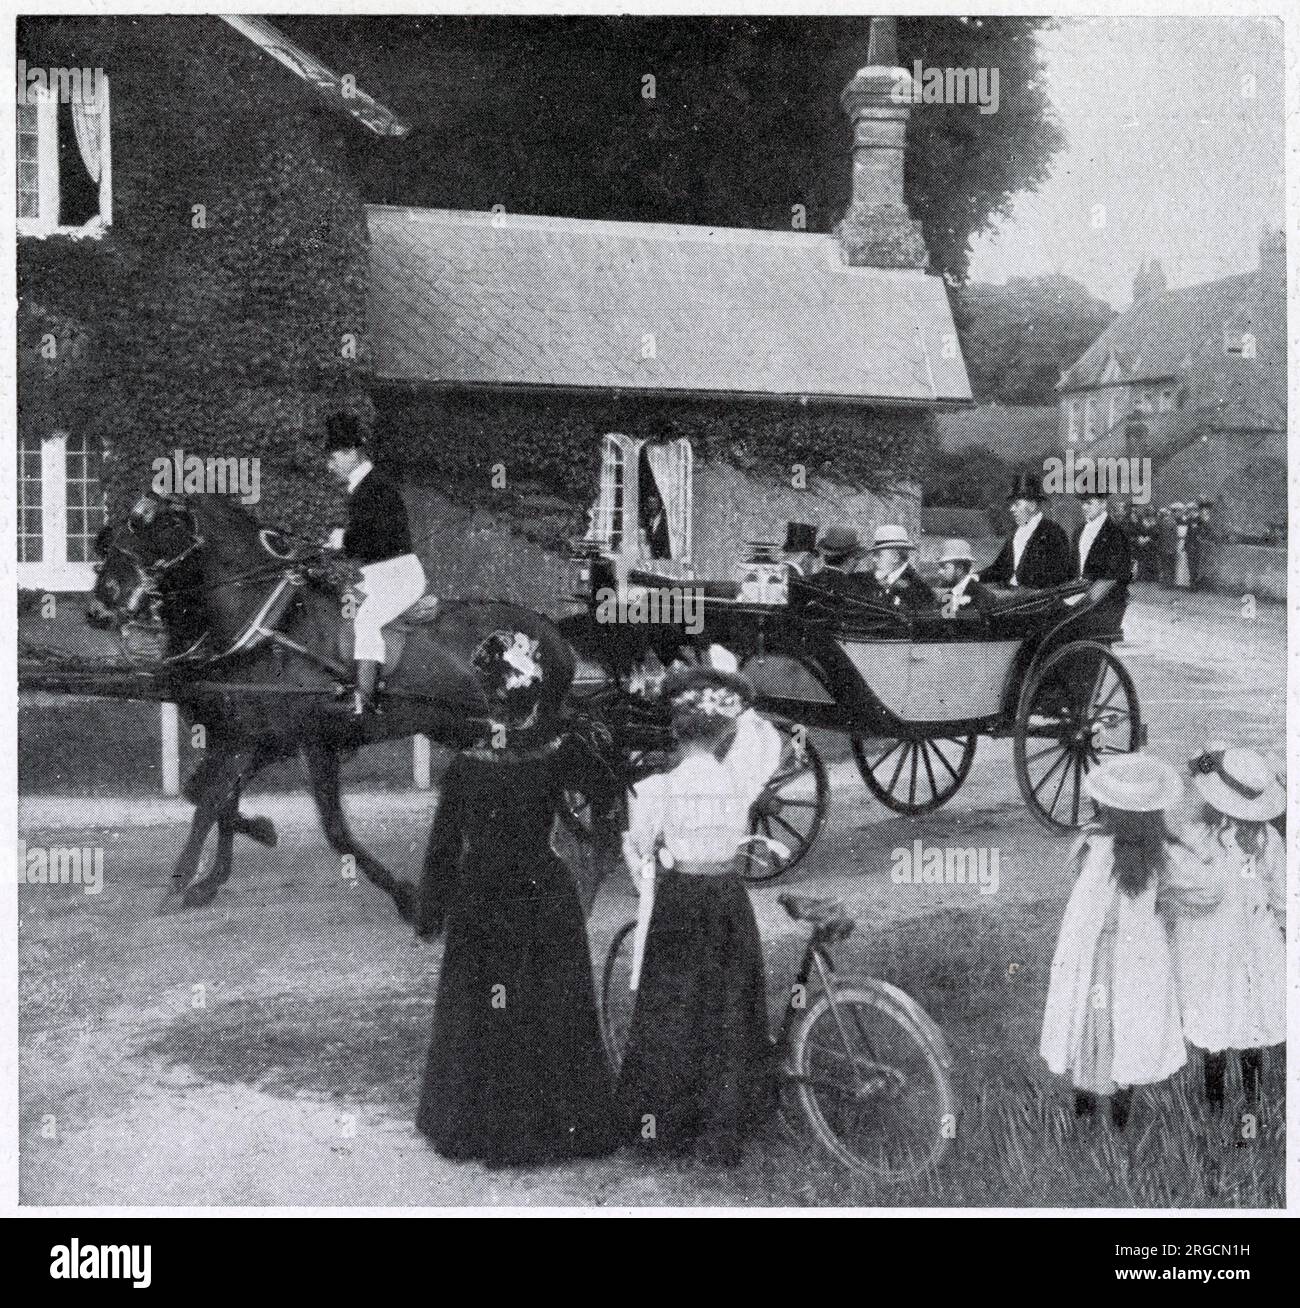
[1007,471,1047,504]
[324,412,367,452]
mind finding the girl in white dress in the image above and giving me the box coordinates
[1040,754,1187,1130]
[1162,746,1286,1107]
[617,665,784,1164]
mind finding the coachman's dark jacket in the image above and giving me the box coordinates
[343,468,415,564]
[1071,514,1131,637]
[982,517,1071,590]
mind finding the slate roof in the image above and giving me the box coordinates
[366,206,971,405]
[1058,270,1263,392]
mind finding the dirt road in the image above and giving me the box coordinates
[17,585,1286,1206]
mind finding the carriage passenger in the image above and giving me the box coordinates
[323,414,429,715]
[806,525,876,601]
[1070,491,1132,638]
[983,473,1071,590]
[935,539,994,618]
[863,525,938,612]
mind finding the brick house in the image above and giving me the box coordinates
[1054,230,1286,537]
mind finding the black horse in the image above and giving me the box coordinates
[88,493,580,918]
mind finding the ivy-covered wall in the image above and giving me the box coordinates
[375,387,934,555]
[17,15,371,537]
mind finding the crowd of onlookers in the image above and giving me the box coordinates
[1118,501,1215,590]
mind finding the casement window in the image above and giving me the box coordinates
[1107,387,1125,431]
[1066,400,1080,444]
[16,72,112,238]
[588,433,693,568]
[16,429,106,591]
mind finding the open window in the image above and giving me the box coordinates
[587,433,693,569]
[17,73,112,238]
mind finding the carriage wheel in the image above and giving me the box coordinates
[1013,641,1141,833]
[740,724,829,884]
[852,733,977,816]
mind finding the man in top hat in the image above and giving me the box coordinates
[1070,490,1131,637]
[324,413,429,714]
[864,525,938,612]
[935,538,994,618]
[803,524,878,603]
[981,472,1071,590]
[781,521,819,576]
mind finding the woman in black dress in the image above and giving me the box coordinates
[415,740,618,1166]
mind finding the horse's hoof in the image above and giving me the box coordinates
[244,815,278,848]
[182,880,221,909]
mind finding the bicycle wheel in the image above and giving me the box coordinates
[790,979,955,1182]
[599,921,638,1073]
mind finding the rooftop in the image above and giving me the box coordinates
[366,206,971,405]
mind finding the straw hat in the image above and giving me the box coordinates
[866,524,916,552]
[937,538,974,565]
[1188,746,1285,822]
[1083,753,1184,812]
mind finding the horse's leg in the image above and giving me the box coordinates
[183,752,276,848]
[181,782,239,908]
[301,739,416,924]
[166,744,256,905]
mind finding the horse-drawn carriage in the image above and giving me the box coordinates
[561,546,1143,882]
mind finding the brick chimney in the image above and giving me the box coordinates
[1132,259,1166,302]
[835,16,929,270]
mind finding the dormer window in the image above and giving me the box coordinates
[16,69,112,238]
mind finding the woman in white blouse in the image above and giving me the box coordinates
[616,665,784,1165]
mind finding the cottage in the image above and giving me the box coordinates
[17,15,970,614]
[1054,231,1286,539]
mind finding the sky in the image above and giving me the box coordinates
[965,16,1285,309]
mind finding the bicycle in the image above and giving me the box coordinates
[601,891,956,1182]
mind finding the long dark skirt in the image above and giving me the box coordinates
[416,854,618,1167]
[617,870,774,1162]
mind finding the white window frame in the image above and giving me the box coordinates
[588,433,694,571]
[16,77,112,239]
[1107,387,1124,431]
[17,430,104,591]
[1084,395,1097,443]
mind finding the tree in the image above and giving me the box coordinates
[278,15,1064,283]
[953,275,1116,404]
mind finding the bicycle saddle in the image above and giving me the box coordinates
[779,893,850,928]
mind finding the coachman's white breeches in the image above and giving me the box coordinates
[353,553,427,662]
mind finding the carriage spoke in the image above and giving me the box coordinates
[1030,745,1071,798]
[907,745,919,807]
[928,738,962,784]
[884,742,910,795]
[1070,754,1083,826]
[1046,750,1074,819]
[869,739,905,771]
[918,739,939,803]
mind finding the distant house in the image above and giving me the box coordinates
[1055,231,1286,537]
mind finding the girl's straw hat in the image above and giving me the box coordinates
[1083,752,1184,812]
[1188,745,1285,822]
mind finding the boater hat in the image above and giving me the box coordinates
[1188,746,1285,823]
[937,538,974,565]
[866,524,916,552]
[1083,753,1184,812]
